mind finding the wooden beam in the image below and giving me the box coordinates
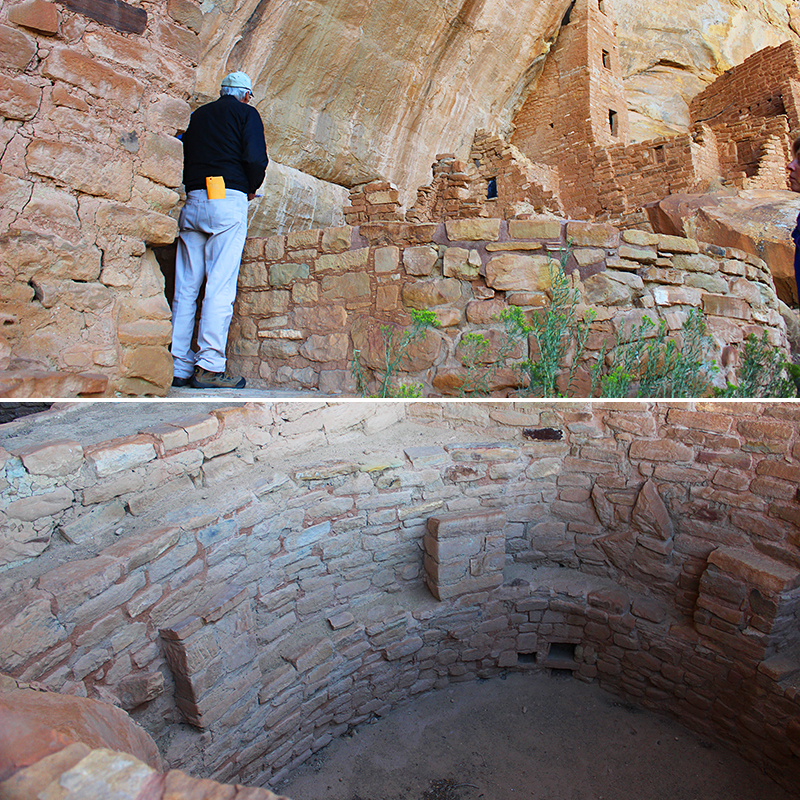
[58,0,147,35]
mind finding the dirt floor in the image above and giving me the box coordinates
[276,672,793,800]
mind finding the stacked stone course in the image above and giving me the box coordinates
[0,0,200,395]
[2,402,800,791]
[230,218,787,395]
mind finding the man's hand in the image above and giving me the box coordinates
[248,193,257,201]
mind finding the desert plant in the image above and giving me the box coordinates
[500,242,594,397]
[716,330,796,398]
[351,308,440,398]
[591,309,716,398]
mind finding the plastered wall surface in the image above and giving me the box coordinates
[1,401,800,792]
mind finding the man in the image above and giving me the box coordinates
[171,71,269,389]
[788,135,800,305]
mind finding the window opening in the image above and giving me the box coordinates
[487,177,498,199]
[609,109,618,137]
[602,50,610,70]
[654,145,665,163]
[598,0,606,12]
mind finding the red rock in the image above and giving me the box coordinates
[0,687,162,777]
[8,0,59,34]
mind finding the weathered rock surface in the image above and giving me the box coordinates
[646,189,800,304]
[0,682,162,775]
[192,0,800,201]
[616,0,796,141]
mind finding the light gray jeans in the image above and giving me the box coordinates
[171,189,248,378]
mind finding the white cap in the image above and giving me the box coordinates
[221,71,253,92]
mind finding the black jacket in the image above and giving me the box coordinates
[182,95,268,195]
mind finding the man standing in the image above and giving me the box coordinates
[171,71,269,389]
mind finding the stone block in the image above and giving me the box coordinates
[656,234,699,254]
[0,75,41,121]
[43,46,145,108]
[508,217,561,240]
[57,500,125,545]
[299,333,349,362]
[320,273,371,304]
[651,286,702,306]
[443,247,481,280]
[138,132,183,187]
[401,278,461,309]
[26,140,133,202]
[8,0,59,33]
[16,439,83,476]
[702,294,750,320]
[320,226,351,253]
[485,253,553,291]
[446,218,501,241]
[374,245,399,273]
[566,221,619,248]
[670,250,722,274]
[707,547,800,594]
[92,201,178,245]
[316,248,369,272]
[5,486,73,521]
[85,437,157,478]
[0,590,68,670]
[0,23,37,70]
[146,94,191,134]
[270,262,310,286]
[403,245,438,276]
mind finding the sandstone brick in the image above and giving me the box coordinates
[92,201,178,245]
[374,245,399,273]
[708,546,800,593]
[446,218,501,241]
[16,438,83,476]
[404,245,438,276]
[138,132,184,187]
[0,76,41,121]
[629,439,692,462]
[321,273,371,304]
[5,486,73,521]
[508,217,562,240]
[299,333,349,362]
[443,247,481,280]
[401,278,461,309]
[146,95,192,135]
[0,23,37,70]
[26,140,134,202]
[316,248,369,272]
[702,294,750,319]
[85,436,157,478]
[737,419,794,454]
[485,253,553,291]
[43,46,145,108]
[566,221,619,248]
[8,0,60,34]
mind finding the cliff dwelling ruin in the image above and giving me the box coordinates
[2,0,800,396]
[1,401,800,799]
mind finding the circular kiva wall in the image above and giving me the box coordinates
[1,402,799,793]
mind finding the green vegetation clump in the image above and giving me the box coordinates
[351,308,439,398]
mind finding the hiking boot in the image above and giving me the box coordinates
[191,367,246,390]
[172,375,192,387]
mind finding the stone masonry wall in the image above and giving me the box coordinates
[0,0,199,396]
[229,217,787,396]
[1,402,800,792]
[689,41,800,133]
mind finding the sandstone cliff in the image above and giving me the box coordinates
[196,0,799,201]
